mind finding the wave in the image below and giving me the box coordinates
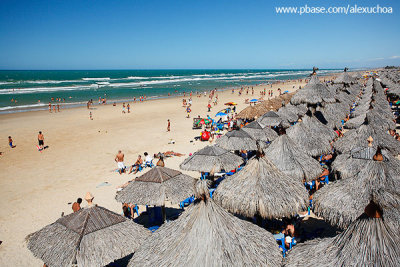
[82,77,111,81]
[0,84,97,95]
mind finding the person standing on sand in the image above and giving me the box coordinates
[53,105,56,113]
[57,104,60,112]
[38,131,45,150]
[167,119,170,132]
[115,150,125,174]
[122,103,126,113]
[48,102,51,113]
[89,112,93,120]
[127,103,130,113]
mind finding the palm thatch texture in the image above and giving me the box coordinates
[236,104,259,120]
[264,134,323,182]
[284,206,400,267]
[213,153,308,219]
[290,74,337,105]
[26,205,150,267]
[242,120,278,142]
[301,115,337,142]
[128,180,282,266]
[286,121,331,157]
[333,124,400,156]
[333,68,357,85]
[179,145,244,173]
[215,128,259,150]
[313,154,400,228]
[257,110,283,128]
[115,166,196,206]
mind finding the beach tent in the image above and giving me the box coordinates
[128,181,282,266]
[26,205,150,267]
[179,145,243,173]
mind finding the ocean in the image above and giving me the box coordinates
[0,69,340,114]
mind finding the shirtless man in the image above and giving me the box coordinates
[38,131,45,150]
[115,150,125,174]
[129,155,143,174]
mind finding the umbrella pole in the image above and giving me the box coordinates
[161,205,166,222]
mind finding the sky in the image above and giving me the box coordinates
[0,0,399,70]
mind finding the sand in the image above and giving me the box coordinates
[0,75,337,265]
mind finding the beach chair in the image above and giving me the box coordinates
[144,160,154,168]
[179,196,195,209]
[209,188,216,198]
[148,226,159,232]
[319,175,329,185]
[200,172,209,180]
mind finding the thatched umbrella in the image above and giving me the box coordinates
[236,104,259,120]
[26,205,150,267]
[213,152,308,219]
[291,74,336,105]
[242,120,278,142]
[258,110,283,128]
[286,121,331,157]
[115,166,196,206]
[128,181,282,266]
[366,110,396,131]
[313,153,400,228]
[334,124,400,156]
[264,135,323,182]
[333,68,357,85]
[179,145,244,173]
[302,116,337,142]
[277,107,298,127]
[284,203,400,267]
[216,129,259,150]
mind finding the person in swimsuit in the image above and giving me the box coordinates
[38,131,44,150]
[8,136,16,148]
[115,150,125,174]
[167,119,170,132]
[72,198,82,212]
[129,155,143,174]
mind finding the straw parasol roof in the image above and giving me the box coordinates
[291,74,337,105]
[334,124,400,156]
[313,155,400,228]
[366,110,396,131]
[236,104,259,120]
[284,207,400,267]
[179,145,244,173]
[26,205,150,267]
[333,68,357,85]
[128,181,282,266]
[115,166,196,206]
[264,135,323,182]
[302,116,337,142]
[242,120,278,142]
[216,129,259,150]
[213,153,308,219]
[258,110,283,128]
[286,121,331,157]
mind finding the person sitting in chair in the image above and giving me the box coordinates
[129,155,143,174]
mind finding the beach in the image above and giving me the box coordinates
[0,75,341,265]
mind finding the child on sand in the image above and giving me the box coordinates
[8,136,16,148]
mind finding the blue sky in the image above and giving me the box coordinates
[0,0,399,69]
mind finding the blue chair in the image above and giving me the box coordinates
[179,196,195,209]
[148,226,159,232]
[133,205,139,216]
[144,160,154,168]
[209,188,216,198]
[200,172,209,180]
[320,175,329,185]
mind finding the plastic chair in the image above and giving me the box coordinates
[144,160,154,168]
[209,188,216,198]
[148,226,159,232]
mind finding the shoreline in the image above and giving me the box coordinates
[0,71,349,116]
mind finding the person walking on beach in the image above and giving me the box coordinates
[122,103,126,113]
[89,112,93,120]
[167,119,170,132]
[115,150,125,174]
[48,102,52,113]
[127,103,130,113]
[38,131,45,150]
[57,104,60,112]
[8,136,16,148]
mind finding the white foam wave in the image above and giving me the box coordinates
[82,77,111,81]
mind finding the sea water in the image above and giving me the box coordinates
[0,69,340,113]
